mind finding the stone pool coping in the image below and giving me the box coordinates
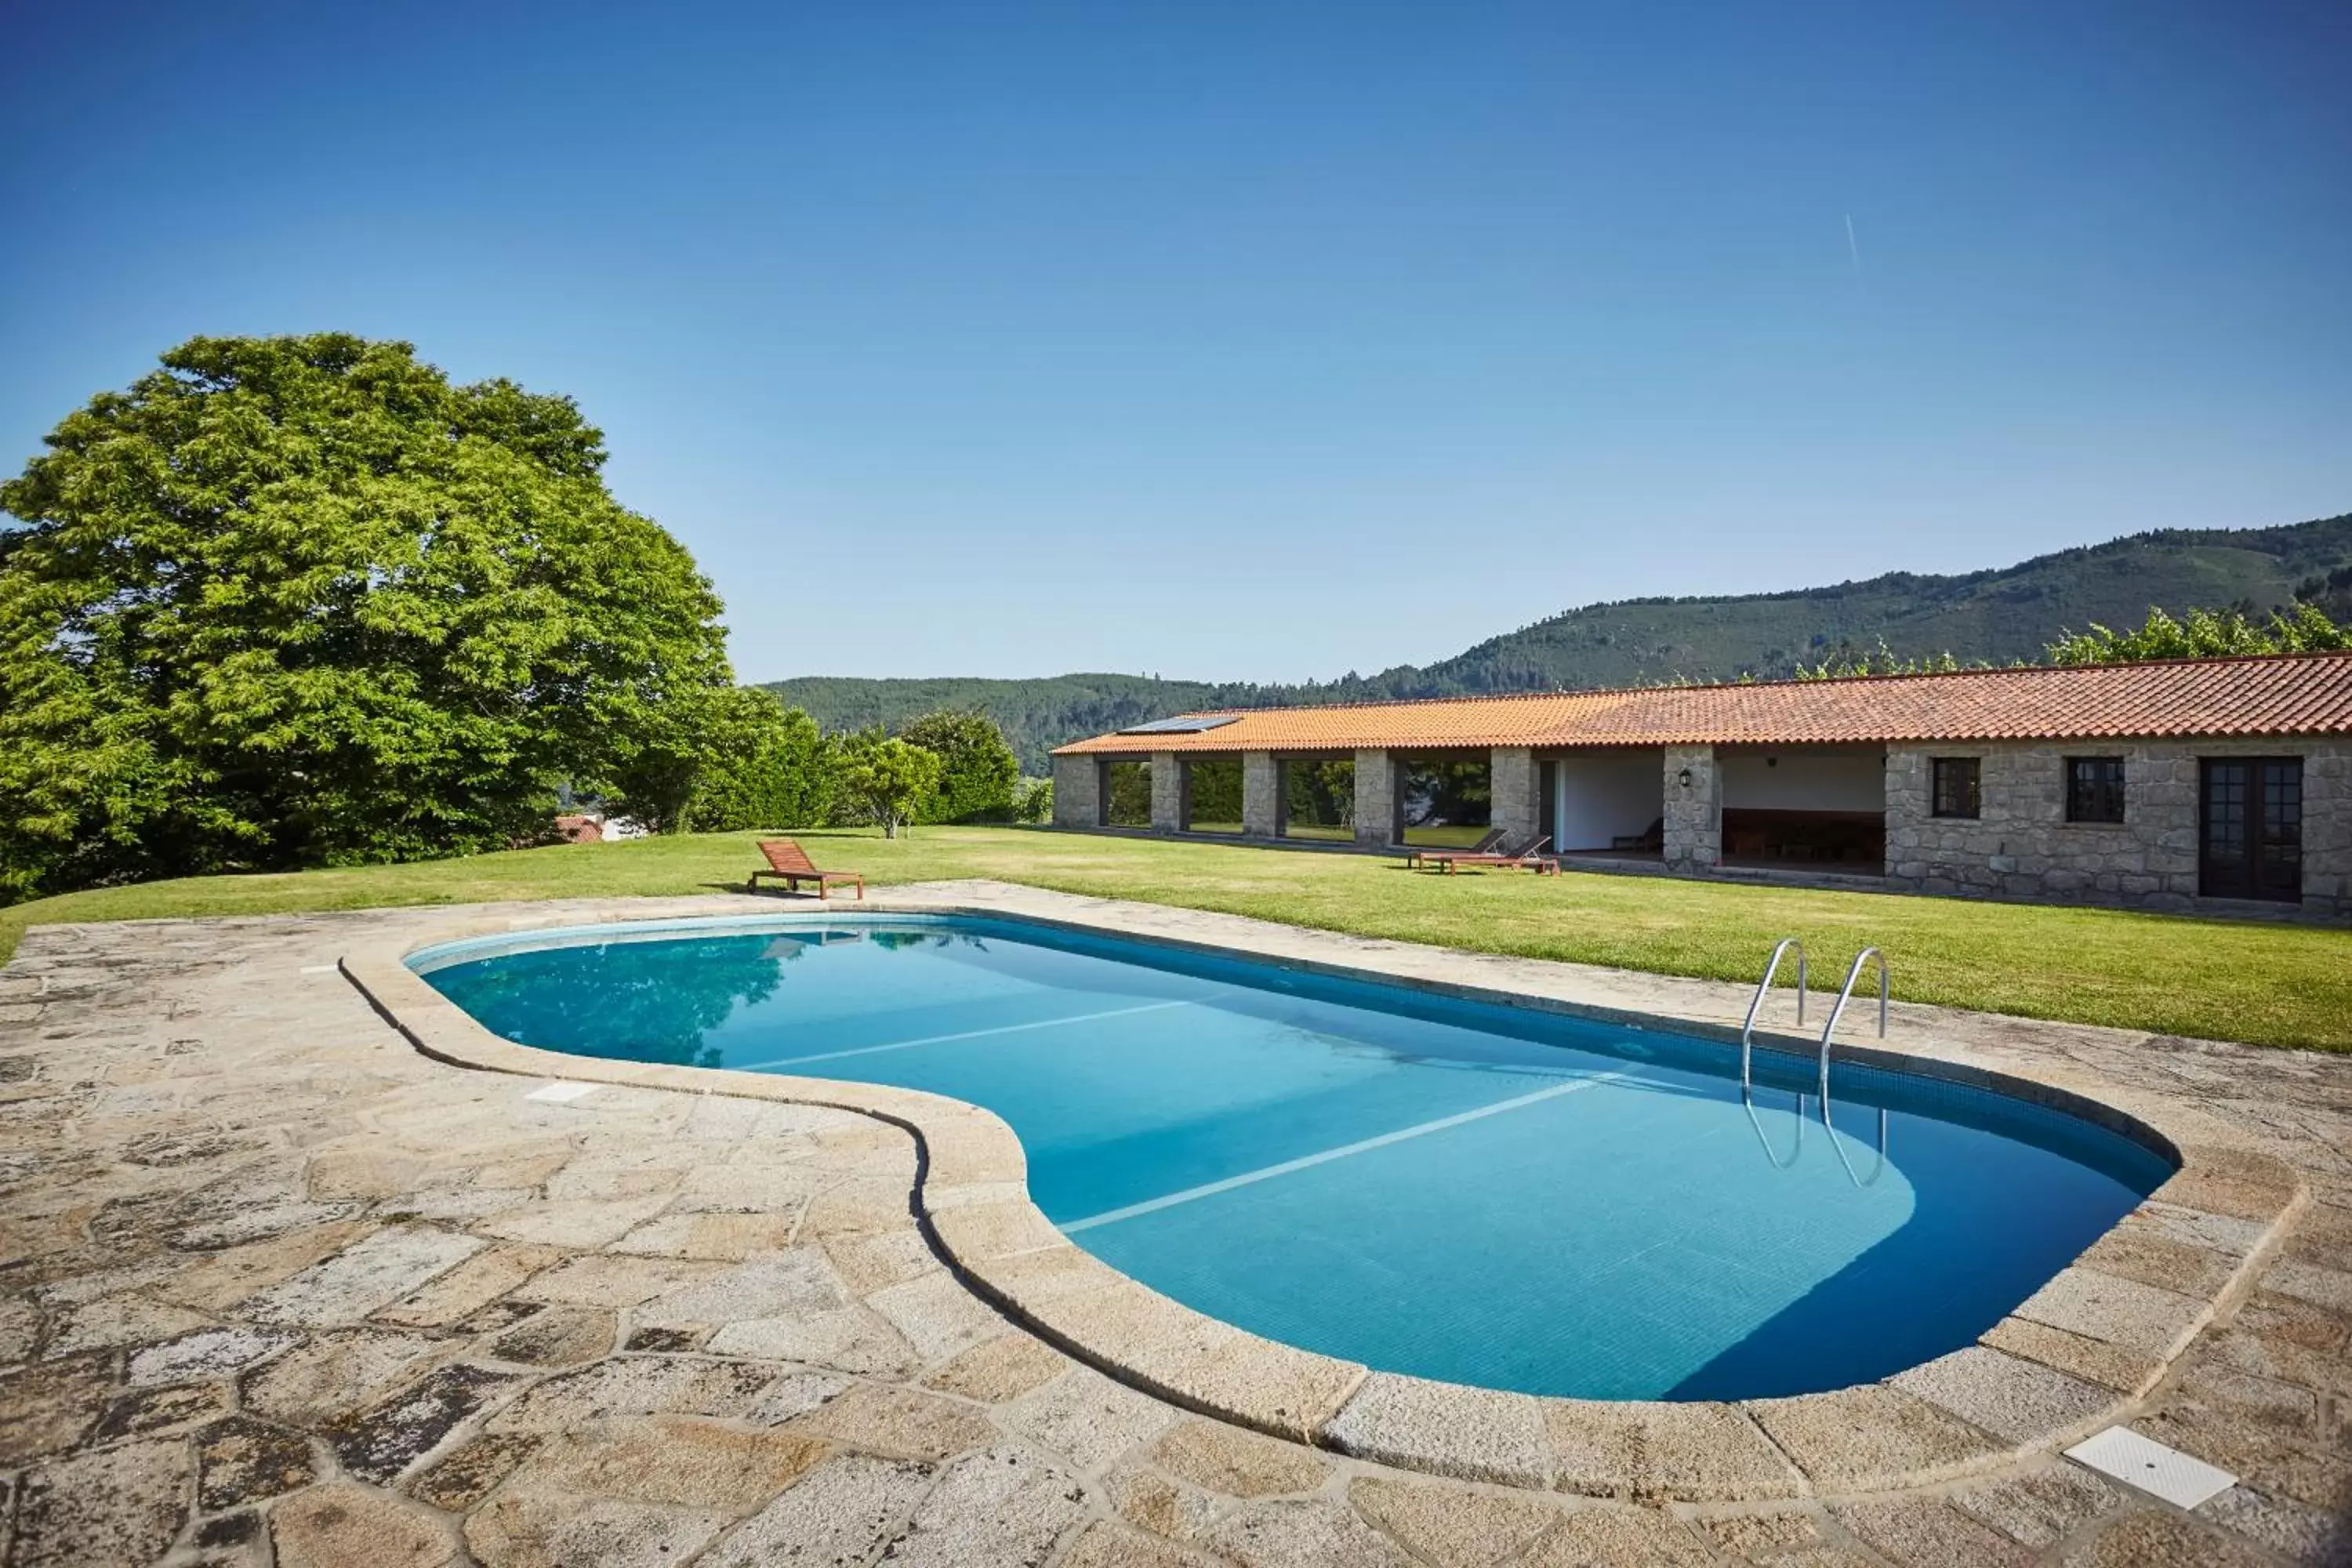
[338,880,2309,1503]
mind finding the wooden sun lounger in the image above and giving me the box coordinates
[1426,833,1560,875]
[747,838,866,900]
[1405,828,1508,869]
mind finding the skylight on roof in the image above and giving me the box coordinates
[1116,715,1241,735]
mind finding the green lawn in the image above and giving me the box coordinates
[1399,823,1497,848]
[4,826,2347,1051]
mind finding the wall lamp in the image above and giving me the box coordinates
[1677,767,1694,789]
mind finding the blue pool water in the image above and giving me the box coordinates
[412,914,2172,1400]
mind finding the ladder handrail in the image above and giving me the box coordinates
[1821,1103,1890,1187]
[1815,948,1891,1185]
[1738,937,1807,1091]
[1742,1087,1806,1169]
[1817,946,1888,1106]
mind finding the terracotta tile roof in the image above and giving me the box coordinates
[1053,652,2352,755]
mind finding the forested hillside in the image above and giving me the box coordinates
[764,511,2352,771]
[1411,511,2352,696]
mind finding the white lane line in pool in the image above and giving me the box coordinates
[734,1000,1194,1070]
[1059,1068,1637,1235]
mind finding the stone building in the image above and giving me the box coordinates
[1051,652,2352,916]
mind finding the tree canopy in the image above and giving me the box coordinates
[899,709,1020,823]
[1791,601,2351,681]
[837,734,943,839]
[681,688,838,833]
[2045,602,2351,665]
[1793,642,1973,680]
[0,333,732,900]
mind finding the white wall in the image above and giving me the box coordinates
[1719,746,1885,811]
[1552,749,1664,850]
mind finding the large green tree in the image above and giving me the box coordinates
[899,708,1020,824]
[0,333,732,899]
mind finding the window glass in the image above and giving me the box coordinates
[2200,757,2302,902]
[1931,757,1980,819]
[2066,757,2125,823]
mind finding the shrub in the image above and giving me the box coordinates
[684,690,838,831]
[1011,777,1054,823]
[899,709,1021,823]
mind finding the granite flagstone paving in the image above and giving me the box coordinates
[0,888,2347,1565]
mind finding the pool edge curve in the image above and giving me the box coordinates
[338,887,2308,1501]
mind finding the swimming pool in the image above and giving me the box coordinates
[410,913,2172,1401]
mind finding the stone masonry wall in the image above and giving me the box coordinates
[1490,748,1541,844]
[1243,753,1282,838]
[1886,738,2352,914]
[1663,745,1721,870]
[1051,754,1101,829]
[1149,752,1183,833]
[1354,749,1397,846]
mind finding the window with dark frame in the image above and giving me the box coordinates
[1931,757,1980,819]
[2067,757,2126,823]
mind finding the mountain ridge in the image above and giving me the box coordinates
[761,510,2352,771]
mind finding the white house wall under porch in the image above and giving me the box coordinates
[1548,748,1667,853]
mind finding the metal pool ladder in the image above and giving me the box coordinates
[1817,946,1888,1104]
[1740,941,1892,1181]
[1738,938,1809,1167]
[1816,948,1892,1186]
[1737,936,1808,1091]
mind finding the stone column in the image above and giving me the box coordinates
[1242,753,1282,838]
[1490,747,1541,844]
[1663,746,1720,871]
[1149,752,1184,834]
[2301,741,2351,916]
[1882,748,1929,888]
[1354,750,1396,847]
[1051,754,1101,829]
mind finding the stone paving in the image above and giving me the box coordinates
[1,890,2348,1566]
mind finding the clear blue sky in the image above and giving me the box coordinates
[3,3,2347,684]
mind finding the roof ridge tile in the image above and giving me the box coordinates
[1053,652,2352,753]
